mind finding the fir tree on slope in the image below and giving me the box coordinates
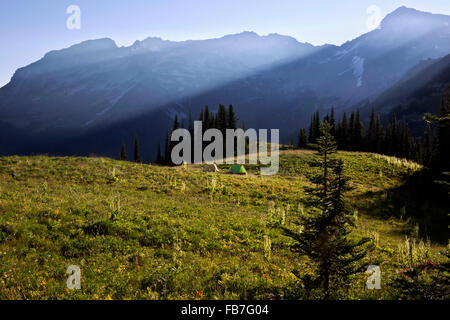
[280,121,372,298]
[216,104,228,135]
[329,107,336,137]
[366,108,377,152]
[424,86,450,171]
[134,136,142,163]
[155,143,163,164]
[164,127,170,164]
[424,86,450,194]
[390,90,450,301]
[227,104,238,130]
[119,142,127,161]
[308,112,320,145]
[297,128,308,149]
[302,108,426,164]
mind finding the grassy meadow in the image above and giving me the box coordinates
[0,151,448,300]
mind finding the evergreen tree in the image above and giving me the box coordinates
[349,111,355,150]
[335,119,342,149]
[298,128,308,149]
[119,142,127,161]
[208,108,215,130]
[289,137,295,149]
[353,109,364,150]
[383,122,391,155]
[227,104,238,157]
[167,115,181,166]
[391,115,399,156]
[425,87,450,170]
[399,118,412,159]
[431,135,440,169]
[308,114,315,144]
[155,143,163,164]
[280,121,371,298]
[330,107,336,137]
[375,115,383,154]
[366,108,376,152]
[203,106,210,131]
[303,108,426,161]
[157,105,244,165]
[173,115,180,131]
[423,125,433,167]
[227,104,238,130]
[164,127,170,165]
[217,104,228,135]
[314,112,320,143]
[188,110,194,133]
[340,112,349,150]
[199,108,204,124]
[309,112,320,144]
[188,110,194,164]
[439,87,450,170]
[134,136,142,163]
[414,137,423,164]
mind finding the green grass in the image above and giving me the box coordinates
[0,152,447,300]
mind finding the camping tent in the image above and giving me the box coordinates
[229,164,247,175]
[203,163,219,172]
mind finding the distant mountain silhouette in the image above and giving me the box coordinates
[0,6,449,160]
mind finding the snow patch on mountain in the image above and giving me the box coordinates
[334,42,361,61]
[352,56,365,87]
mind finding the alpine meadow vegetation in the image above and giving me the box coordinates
[0,147,448,299]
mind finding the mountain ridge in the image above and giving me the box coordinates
[1,6,449,159]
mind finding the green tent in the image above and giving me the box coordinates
[229,164,247,175]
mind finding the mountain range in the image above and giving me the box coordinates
[1,6,449,160]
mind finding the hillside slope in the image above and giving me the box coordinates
[0,152,447,299]
[368,55,450,136]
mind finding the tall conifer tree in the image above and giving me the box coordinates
[119,142,127,161]
[280,121,371,298]
[134,136,142,163]
[298,128,308,149]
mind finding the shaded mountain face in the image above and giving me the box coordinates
[0,32,319,156]
[1,7,449,159]
[371,54,450,137]
[261,6,450,105]
[0,32,315,131]
[144,7,450,143]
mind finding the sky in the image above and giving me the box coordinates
[1,0,450,87]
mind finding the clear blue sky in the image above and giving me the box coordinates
[1,0,450,87]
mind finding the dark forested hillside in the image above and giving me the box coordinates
[371,54,450,137]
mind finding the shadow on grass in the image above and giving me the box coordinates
[358,168,448,243]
